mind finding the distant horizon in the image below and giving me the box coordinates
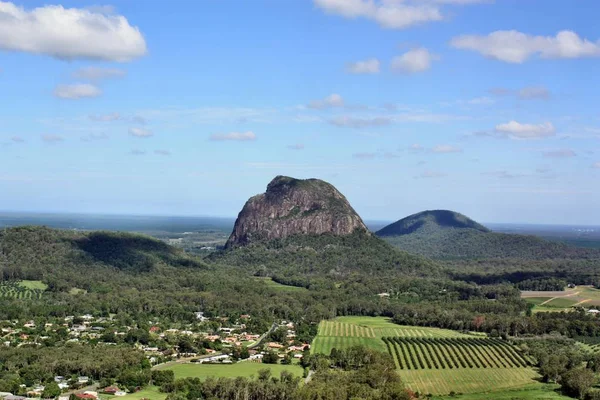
[1,209,599,229]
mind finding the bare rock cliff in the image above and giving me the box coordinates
[225,176,368,248]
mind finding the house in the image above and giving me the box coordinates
[78,376,90,384]
[267,342,284,349]
[588,309,600,314]
[378,292,390,298]
[74,394,96,400]
[114,392,126,397]
[4,396,27,400]
[103,386,121,395]
[58,383,70,390]
[149,326,160,333]
[195,312,209,322]
[54,376,65,383]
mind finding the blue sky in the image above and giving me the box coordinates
[1,0,599,224]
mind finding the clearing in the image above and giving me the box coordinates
[522,286,600,312]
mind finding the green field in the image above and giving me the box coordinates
[163,361,303,380]
[254,277,308,292]
[118,386,165,400]
[522,286,600,313]
[313,316,543,396]
[0,280,46,300]
[431,383,569,399]
[312,316,471,355]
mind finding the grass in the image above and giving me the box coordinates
[164,362,303,380]
[20,280,48,290]
[431,383,569,399]
[254,277,308,292]
[400,368,540,396]
[524,297,552,305]
[544,298,579,308]
[522,286,600,313]
[311,316,472,356]
[117,386,165,400]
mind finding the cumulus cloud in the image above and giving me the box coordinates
[287,144,305,150]
[329,116,391,128]
[308,94,345,109]
[391,48,438,74]
[432,145,462,153]
[210,131,256,141]
[0,1,147,62]
[543,149,576,158]
[89,112,121,122]
[53,83,101,99]
[346,58,380,74]
[73,66,127,80]
[314,0,443,29]
[495,121,555,139]
[154,149,171,156]
[451,30,600,63]
[128,127,153,138]
[41,134,64,143]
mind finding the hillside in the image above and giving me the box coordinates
[376,210,490,237]
[377,211,600,260]
[226,176,367,248]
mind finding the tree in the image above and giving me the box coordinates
[42,382,61,399]
[561,367,596,399]
[263,351,279,364]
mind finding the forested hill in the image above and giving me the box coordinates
[376,210,490,237]
[381,228,600,260]
[212,230,441,286]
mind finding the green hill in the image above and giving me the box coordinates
[377,210,600,260]
[376,210,489,237]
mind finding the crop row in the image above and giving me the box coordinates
[382,337,529,370]
[0,286,44,300]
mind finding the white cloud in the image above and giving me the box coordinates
[467,96,494,105]
[0,1,147,62]
[73,66,127,80]
[41,134,64,143]
[495,121,555,139]
[130,149,145,155]
[410,143,424,152]
[432,145,462,153]
[81,132,109,141]
[314,0,443,29]
[10,136,25,143]
[128,127,153,138]
[451,30,600,63]
[329,116,391,128]
[154,149,171,156]
[543,149,576,158]
[287,144,305,150]
[210,131,256,141]
[517,86,550,99]
[593,162,600,169]
[89,112,121,122]
[308,94,345,109]
[53,83,101,99]
[346,58,380,74]
[391,48,438,74]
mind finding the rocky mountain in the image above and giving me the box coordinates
[376,210,490,237]
[225,176,368,248]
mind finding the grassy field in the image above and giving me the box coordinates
[313,316,542,396]
[431,383,569,399]
[0,280,46,300]
[118,386,165,400]
[254,277,308,292]
[312,316,472,355]
[164,361,303,380]
[522,286,600,312]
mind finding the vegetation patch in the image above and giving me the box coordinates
[163,362,303,380]
[0,280,45,300]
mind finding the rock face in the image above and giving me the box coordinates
[225,176,368,248]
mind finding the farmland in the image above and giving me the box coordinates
[313,316,541,395]
[521,285,600,312]
[0,280,46,300]
[162,361,303,380]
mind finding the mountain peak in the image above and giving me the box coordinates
[377,209,490,237]
[225,176,367,248]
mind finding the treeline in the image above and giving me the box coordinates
[161,346,410,400]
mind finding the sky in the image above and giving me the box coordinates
[0,0,599,225]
